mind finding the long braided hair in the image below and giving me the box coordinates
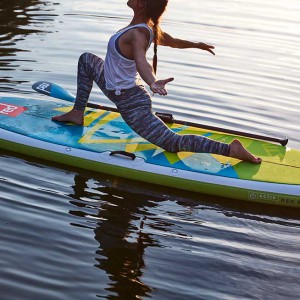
[144,0,168,74]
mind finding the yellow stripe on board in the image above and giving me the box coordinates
[79,111,120,144]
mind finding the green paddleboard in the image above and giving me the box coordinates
[1,94,299,207]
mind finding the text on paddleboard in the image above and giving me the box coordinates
[0,103,27,117]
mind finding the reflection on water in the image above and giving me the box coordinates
[0,0,58,89]
[67,173,300,299]
[69,175,159,298]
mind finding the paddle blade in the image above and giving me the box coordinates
[32,81,76,102]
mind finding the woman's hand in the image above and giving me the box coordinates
[197,42,215,55]
[150,77,174,96]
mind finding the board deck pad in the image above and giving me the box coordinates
[1,95,300,185]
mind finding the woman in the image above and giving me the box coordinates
[53,0,261,164]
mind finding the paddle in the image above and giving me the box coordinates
[32,81,118,112]
[32,81,288,146]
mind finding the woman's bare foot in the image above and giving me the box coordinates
[229,139,262,164]
[52,108,84,125]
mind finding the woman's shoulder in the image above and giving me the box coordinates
[123,24,152,43]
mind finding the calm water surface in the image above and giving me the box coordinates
[0,0,300,299]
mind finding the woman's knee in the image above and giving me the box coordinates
[79,52,90,63]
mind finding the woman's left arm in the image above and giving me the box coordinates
[159,31,215,55]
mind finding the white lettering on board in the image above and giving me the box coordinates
[0,104,19,115]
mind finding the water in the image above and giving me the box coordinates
[0,0,300,299]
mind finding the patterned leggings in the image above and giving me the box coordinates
[74,52,230,155]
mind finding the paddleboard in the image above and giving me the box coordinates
[0,94,300,207]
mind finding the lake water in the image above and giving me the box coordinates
[0,0,300,299]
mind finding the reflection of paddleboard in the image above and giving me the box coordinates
[1,94,300,208]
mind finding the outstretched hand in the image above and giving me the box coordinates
[198,42,215,55]
[150,77,174,96]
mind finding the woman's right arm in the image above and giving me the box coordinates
[132,29,174,95]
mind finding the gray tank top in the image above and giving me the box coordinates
[104,23,153,95]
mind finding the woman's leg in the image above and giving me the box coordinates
[115,85,230,155]
[115,85,261,163]
[73,52,105,111]
[52,52,105,124]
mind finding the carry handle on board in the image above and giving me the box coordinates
[32,81,289,146]
[110,151,136,160]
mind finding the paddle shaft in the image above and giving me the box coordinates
[32,81,288,146]
[87,103,288,146]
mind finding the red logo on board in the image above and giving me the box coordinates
[0,103,27,117]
